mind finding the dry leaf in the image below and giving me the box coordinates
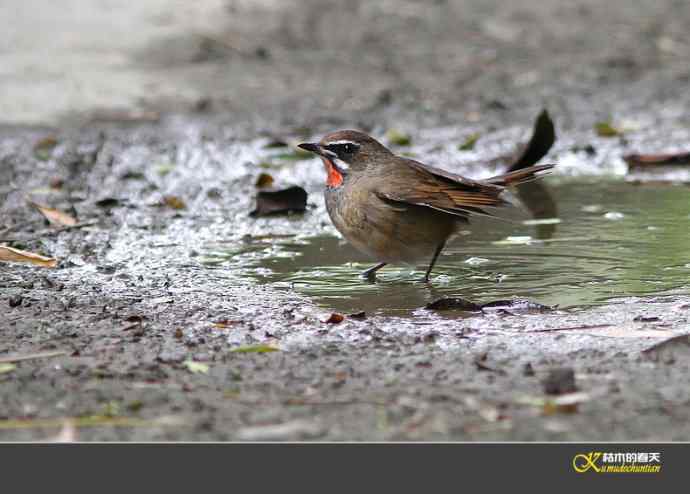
[34,136,58,161]
[255,173,275,188]
[0,246,57,268]
[324,313,345,324]
[0,363,17,374]
[211,319,240,328]
[230,343,279,353]
[595,121,621,137]
[183,360,209,374]
[28,201,77,226]
[162,195,186,210]
[624,152,690,170]
[49,420,78,443]
[385,129,412,146]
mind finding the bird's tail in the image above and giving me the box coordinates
[486,164,555,188]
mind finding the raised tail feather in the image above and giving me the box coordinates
[485,164,555,188]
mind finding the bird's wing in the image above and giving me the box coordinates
[375,158,509,218]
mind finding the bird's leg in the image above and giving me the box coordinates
[423,241,447,283]
[361,262,387,281]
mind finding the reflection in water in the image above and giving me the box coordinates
[202,181,690,316]
[514,180,558,239]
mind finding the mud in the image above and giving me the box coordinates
[1,0,690,440]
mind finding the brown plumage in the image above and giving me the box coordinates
[298,130,554,282]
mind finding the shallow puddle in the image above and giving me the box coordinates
[201,179,690,316]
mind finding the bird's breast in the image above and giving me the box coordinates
[324,182,458,263]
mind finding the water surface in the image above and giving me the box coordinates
[202,180,690,315]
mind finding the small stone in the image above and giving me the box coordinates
[543,368,577,395]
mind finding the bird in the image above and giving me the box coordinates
[298,130,554,283]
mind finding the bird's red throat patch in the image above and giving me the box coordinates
[321,157,344,187]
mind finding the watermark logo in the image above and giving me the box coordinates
[573,452,662,473]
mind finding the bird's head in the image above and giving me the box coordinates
[298,130,391,187]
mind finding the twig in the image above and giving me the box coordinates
[0,220,99,243]
[0,350,68,364]
[228,399,388,407]
[527,324,612,333]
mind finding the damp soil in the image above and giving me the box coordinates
[2,0,690,441]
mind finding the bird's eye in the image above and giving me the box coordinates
[327,142,358,156]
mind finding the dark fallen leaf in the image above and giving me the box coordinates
[188,96,211,112]
[425,297,482,311]
[121,171,146,180]
[570,144,597,156]
[421,331,439,343]
[458,133,480,151]
[250,186,308,217]
[595,121,621,137]
[348,311,366,320]
[95,198,121,208]
[523,362,535,376]
[474,358,506,375]
[624,152,690,170]
[49,177,64,190]
[9,295,23,307]
[487,99,508,110]
[633,315,661,323]
[480,298,553,313]
[34,136,59,161]
[508,109,556,171]
[324,313,345,324]
[263,139,289,149]
[127,400,144,412]
[255,173,275,188]
[542,368,577,395]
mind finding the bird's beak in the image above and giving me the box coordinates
[298,142,323,155]
[298,142,338,159]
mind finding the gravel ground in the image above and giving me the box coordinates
[1,0,690,441]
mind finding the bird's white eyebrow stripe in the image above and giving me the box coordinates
[325,140,359,146]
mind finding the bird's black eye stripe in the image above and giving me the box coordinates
[325,142,359,156]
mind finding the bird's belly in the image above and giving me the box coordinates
[325,188,457,264]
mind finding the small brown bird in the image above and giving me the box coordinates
[298,130,554,282]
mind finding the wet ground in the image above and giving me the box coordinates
[2,0,690,440]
